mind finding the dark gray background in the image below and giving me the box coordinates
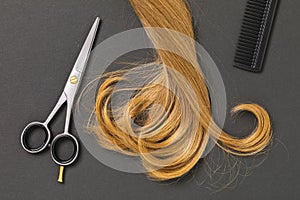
[0,0,299,199]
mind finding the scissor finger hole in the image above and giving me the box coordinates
[21,123,50,153]
[51,134,78,166]
[54,137,75,160]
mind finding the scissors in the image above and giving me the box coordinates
[21,17,100,183]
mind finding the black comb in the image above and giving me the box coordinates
[234,0,279,72]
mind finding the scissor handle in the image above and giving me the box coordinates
[21,122,51,153]
[50,133,79,166]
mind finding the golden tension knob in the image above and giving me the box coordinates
[70,76,78,84]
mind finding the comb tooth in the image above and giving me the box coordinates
[236,52,254,60]
[236,46,255,55]
[233,63,250,69]
[245,10,264,18]
[235,51,255,59]
[235,55,254,63]
[250,0,268,5]
[242,22,261,30]
[244,15,262,23]
[235,59,254,67]
[237,42,257,51]
[236,51,254,59]
[245,8,265,17]
[246,6,265,12]
[253,0,269,4]
[239,39,257,47]
[237,42,256,51]
[244,13,262,22]
[246,4,265,14]
[234,54,252,64]
[246,2,265,12]
[242,23,259,35]
[238,41,256,48]
[238,41,257,49]
[237,47,255,55]
[241,27,260,36]
[239,33,258,42]
[237,37,257,46]
[241,28,260,36]
[241,28,260,35]
[246,7,264,16]
[245,9,264,19]
[246,3,265,13]
[235,59,253,66]
[234,57,253,64]
[237,43,257,54]
[234,57,253,66]
[239,34,258,43]
[240,31,258,40]
[239,32,257,41]
[249,0,266,6]
[243,20,262,29]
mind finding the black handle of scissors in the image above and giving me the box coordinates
[21,122,79,166]
[50,133,79,166]
[21,122,51,153]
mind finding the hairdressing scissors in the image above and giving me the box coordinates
[21,17,100,183]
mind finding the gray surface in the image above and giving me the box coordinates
[0,0,299,199]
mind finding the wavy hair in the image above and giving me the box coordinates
[91,0,272,180]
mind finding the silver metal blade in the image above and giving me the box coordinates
[74,17,100,73]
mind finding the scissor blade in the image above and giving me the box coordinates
[74,17,100,73]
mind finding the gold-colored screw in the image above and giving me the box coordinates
[70,76,78,84]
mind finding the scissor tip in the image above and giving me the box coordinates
[95,17,100,22]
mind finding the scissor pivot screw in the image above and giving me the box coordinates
[70,76,78,84]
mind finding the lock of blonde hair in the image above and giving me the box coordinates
[92,0,272,180]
